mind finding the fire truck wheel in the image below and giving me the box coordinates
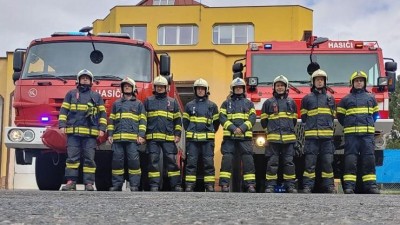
[35,152,66,190]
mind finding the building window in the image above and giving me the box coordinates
[121,26,147,41]
[213,24,254,44]
[153,0,175,5]
[158,25,198,45]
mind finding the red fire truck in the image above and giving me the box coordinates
[5,27,184,191]
[232,36,397,192]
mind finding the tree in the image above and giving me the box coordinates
[386,75,400,149]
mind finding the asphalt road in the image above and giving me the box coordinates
[1,190,399,225]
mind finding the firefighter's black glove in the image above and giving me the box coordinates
[294,141,303,158]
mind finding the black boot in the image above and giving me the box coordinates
[344,189,354,194]
[109,186,122,191]
[221,185,229,192]
[265,186,274,193]
[61,180,76,191]
[185,185,194,192]
[205,185,215,192]
[247,185,256,193]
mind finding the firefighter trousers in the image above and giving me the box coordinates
[147,140,181,189]
[343,134,377,190]
[219,139,255,188]
[65,135,96,185]
[265,143,296,189]
[111,141,141,188]
[303,138,334,190]
[185,141,215,187]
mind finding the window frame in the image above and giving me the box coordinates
[120,25,147,41]
[212,24,254,45]
[153,0,175,5]
[157,25,199,46]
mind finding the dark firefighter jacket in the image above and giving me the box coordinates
[337,88,379,135]
[301,89,336,139]
[219,94,256,140]
[59,88,107,136]
[261,95,298,143]
[107,96,147,142]
[144,94,182,141]
[183,97,220,141]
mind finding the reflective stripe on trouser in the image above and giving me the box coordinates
[343,134,377,190]
[147,140,181,188]
[265,143,295,188]
[219,139,255,187]
[302,139,334,189]
[65,135,96,184]
[111,141,141,188]
[185,141,215,186]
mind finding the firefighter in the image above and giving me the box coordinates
[301,69,335,193]
[59,69,107,191]
[183,78,220,192]
[337,71,380,194]
[144,75,183,192]
[108,77,146,191]
[219,77,256,193]
[261,75,298,193]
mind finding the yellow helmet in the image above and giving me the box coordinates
[350,71,368,86]
[77,69,94,83]
[230,77,246,92]
[273,75,289,87]
[193,78,209,93]
[121,77,136,93]
[311,69,328,86]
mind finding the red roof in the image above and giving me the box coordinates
[137,0,204,6]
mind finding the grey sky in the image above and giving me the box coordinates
[1,0,399,67]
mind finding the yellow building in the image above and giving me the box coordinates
[0,0,312,189]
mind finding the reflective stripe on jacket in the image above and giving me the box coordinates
[183,97,219,141]
[301,89,335,139]
[261,95,297,143]
[59,88,107,136]
[144,95,182,141]
[337,88,379,135]
[107,96,147,142]
[219,94,256,140]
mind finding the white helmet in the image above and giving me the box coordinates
[153,76,169,91]
[193,78,209,94]
[77,69,94,83]
[230,77,246,92]
[311,69,328,86]
[273,75,289,87]
[121,77,136,93]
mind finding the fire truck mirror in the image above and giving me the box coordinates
[385,61,397,72]
[385,71,396,93]
[307,62,320,75]
[12,72,21,84]
[160,54,171,76]
[90,50,103,64]
[13,49,25,72]
[232,63,244,73]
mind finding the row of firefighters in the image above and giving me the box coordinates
[57,68,380,194]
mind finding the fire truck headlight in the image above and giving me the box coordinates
[23,130,35,142]
[255,136,266,147]
[8,129,24,142]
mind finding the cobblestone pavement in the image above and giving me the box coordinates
[0,190,399,225]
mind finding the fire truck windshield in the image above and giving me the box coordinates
[251,53,381,86]
[21,42,152,82]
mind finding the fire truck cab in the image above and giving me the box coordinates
[232,36,397,192]
[5,27,182,191]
